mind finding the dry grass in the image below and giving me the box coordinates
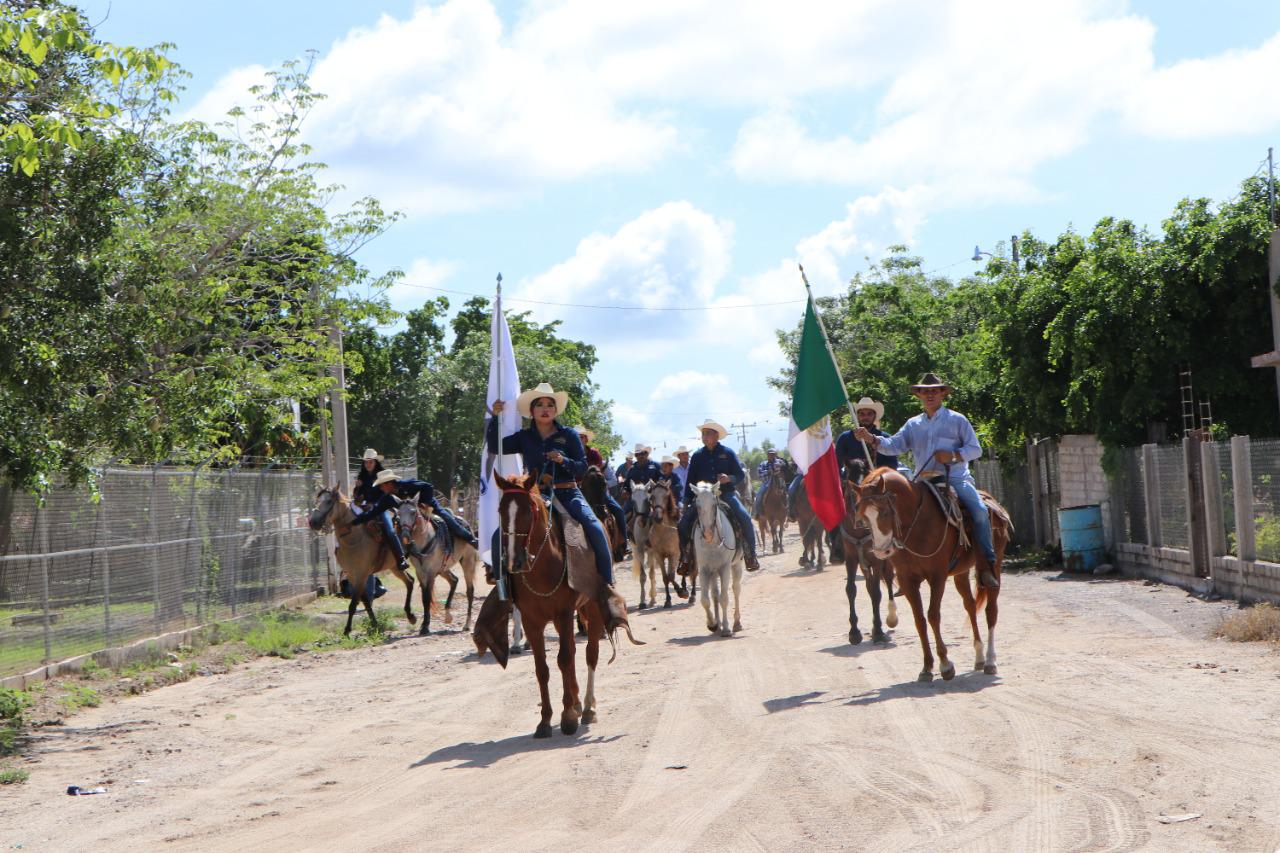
[1214,602,1280,644]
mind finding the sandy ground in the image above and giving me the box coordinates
[3,529,1280,852]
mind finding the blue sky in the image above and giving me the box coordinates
[81,1,1280,461]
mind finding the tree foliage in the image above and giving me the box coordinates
[0,4,395,492]
[772,176,1279,454]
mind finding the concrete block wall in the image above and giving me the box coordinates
[1058,434,1114,548]
[1116,543,1212,595]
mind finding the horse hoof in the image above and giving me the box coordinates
[917,670,934,683]
[664,600,672,609]
[561,717,579,736]
[406,613,418,625]
[720,628,732,637]
[419,626,431,637]
[534,722,553,739]
[581,710,596,724]
[849,630,863,645]
[707,623,718,634]
[941,663,956,681]
[984,664,998,675]
[732,621,742,633]
[871,630,888,644]
[510,645,524,656]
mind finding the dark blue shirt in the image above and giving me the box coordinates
[836,427,897,478]
[394,478,443,513]
[682,442,746,504]
[625,459,662,488]
[486,418,586,490]
[350,489,399,524]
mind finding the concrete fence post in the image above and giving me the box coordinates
[1201,441,1227,557]
[1142,443,1162,548]
[1230,436,1256,561]
[1027,438,1044,547]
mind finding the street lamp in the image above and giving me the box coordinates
[973,236,1020,269]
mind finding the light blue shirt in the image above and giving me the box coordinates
[876,406,982,481]
[674,463,690,495]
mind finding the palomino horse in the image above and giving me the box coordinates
[483,473,641,738]
[308,486,418,635]
[852,467,1012,681]
[628,484,654,606]
[691,482,743,637]
[756,472,788,554]
[838,459,898,645]
[642,480,682,609]
[581,466,626,562]
[792,479,827,569]
[397,497,478,635]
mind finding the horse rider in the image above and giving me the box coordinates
[622,443,661,535]
[837,397,899,479]
[577,425,628,547]
[348,468,411,571]
[656,455,682,506]
[673,446,691,496]
[753,448,787,519]
[488,382,626,630]
[614,452,635,487]
[382,471,481,557]
[853,373,1000,589]
[353,448,385,509]
[677,419,761,573]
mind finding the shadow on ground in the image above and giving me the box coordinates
[413,732,627,769]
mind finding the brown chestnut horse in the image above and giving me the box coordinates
[852,467,1011,681]
[580,465,626,562]
[482,473,640,738]
[756,471,788,555]
[838,460,898,645]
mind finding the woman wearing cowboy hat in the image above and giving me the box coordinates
[489,382,627,630]
[853,373,999,589]
[353,448,385,508]
[677,419,760,572]
[349,468,411,571]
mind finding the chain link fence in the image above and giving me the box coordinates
[0,465,326,679]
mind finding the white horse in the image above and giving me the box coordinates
[629,483,655,607]
[397,497,479,635]
[692,482,743,637]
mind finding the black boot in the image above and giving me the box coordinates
[744,551,761,572]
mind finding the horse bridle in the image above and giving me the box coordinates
[855,478,948,560]
[500,487,566,598]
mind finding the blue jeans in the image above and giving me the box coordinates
[678,489,756,557]
[752,484,765,516]
[379,510,407,563]
[604,492,627,539]
[786,474,804,514]
[952,477,997,564]
[554,487,615,584]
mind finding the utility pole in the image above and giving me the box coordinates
[1247,147,1280,422]
[327,321,352,495]
[730,421,757,453]
[1011,235,1020,270]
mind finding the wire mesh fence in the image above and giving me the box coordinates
[1248,438,1280,562]
[1152,445,1189,549]
[971,459,1036,549]
[0,465,326,679]
[1116,447,1148,545]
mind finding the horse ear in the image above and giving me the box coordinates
[528,468,542,491]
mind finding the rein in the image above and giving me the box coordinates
[858,478,949,560]
[501,487,567,598]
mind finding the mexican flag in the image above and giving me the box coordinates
[786,297,847,531]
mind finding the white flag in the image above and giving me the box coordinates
[477,297,523,565]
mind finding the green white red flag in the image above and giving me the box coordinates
[786,296,847,531]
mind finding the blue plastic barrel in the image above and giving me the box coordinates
[1059,504,1105,572]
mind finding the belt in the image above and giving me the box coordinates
[551,482,577,490]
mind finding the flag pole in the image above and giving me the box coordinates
[493,272,508,602]
[798,265,874,467]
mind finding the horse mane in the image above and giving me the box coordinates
[580,466,606,504]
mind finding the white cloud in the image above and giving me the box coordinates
[511,201,732,345]
[383,257,459,313]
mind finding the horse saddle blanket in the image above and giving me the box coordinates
[552,498,602,598]
[920,476,972,552]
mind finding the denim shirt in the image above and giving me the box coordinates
[836,427,898,475]
[682,442,746,504]
[394,478,443,513]
[485,417,586,490]
[876,406,982,480]
[624,459,662,487]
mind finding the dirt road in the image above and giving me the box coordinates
[4,531,1280,852]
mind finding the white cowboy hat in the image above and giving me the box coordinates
[695,419,729,440]
[853,396,885,426]
[574,425,595,443]
[633,442,652,454]
[675,445,689,455]
[515,382,569,417]
[372,469,400,488]
[361,448,383,461]
[660,455,675,465]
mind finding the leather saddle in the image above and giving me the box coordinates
[919,474,971,552]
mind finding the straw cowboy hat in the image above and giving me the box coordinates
[633,442,652,454]
[696,419,729,439]
[516,381,569,417]
[853,396,885,426]
[361,448,383,461]
[574,425,595,443]
[675,445,690,455]
[909,372,951,392]
[661,455,675,465]
[372,469,400,488]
